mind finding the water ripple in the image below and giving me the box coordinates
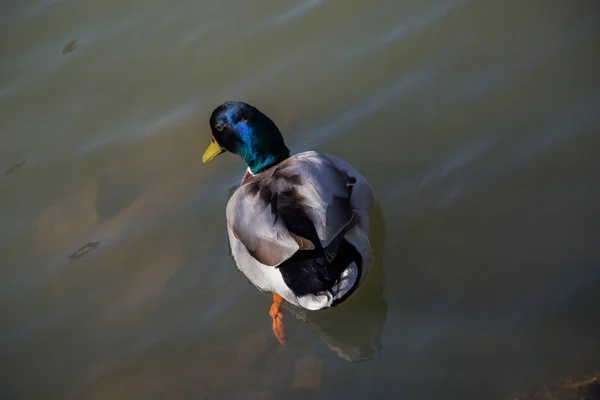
[445,14,600,104]
[296,37,474,151]
[338,0,464,61]
[265,0,326,28]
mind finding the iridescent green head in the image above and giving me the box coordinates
[203,101,290,174]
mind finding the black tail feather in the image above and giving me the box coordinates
[274,191,362,299]
[279,240,362,297]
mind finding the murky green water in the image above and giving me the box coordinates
[1,0,600,399]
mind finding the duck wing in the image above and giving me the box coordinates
[226,151,369,267]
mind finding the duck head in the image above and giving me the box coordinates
[203,101,290,174]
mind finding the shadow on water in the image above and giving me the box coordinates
[283,201,388,362]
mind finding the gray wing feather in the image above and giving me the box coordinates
[322,154,374,232]
[226,151,372,267]
[227,186,299,267]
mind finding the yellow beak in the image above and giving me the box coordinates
[202,139,225,163]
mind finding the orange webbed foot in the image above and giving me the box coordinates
[269,294,287,346]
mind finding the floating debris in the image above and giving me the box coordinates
[62,39,77,55]
[69,241,100,261]
[511,371,600,400]
[4,160,26,176]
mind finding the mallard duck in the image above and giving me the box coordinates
[202,101,374,345]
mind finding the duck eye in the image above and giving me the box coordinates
[215,123,227,132]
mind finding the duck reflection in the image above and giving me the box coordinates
[283,202,388,362]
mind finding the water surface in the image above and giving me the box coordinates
[1,0,600,399]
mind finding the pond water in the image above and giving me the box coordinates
[1,0,599,399]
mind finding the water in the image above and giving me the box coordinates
[1,0,600,399]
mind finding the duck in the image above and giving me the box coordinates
[202,101,374,345]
